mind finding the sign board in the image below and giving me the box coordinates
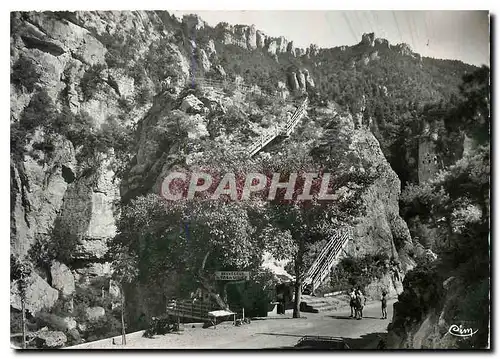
[215,271,250,281]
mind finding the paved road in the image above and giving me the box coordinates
[71,300,395,349]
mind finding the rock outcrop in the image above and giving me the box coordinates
[347,127,414,273]
[86,306,106,321]
[182,14,206,31]
[11,272,59,315]
[50,261,75,296]
[35,329,67,348]
[361,32,376,47]
[287,69,314,92]
[375,38,390,48]
[256,30,266,49]
[394,43,414,57]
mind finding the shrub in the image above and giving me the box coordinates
[84,312,121,342]
[50,220,80,264]
[136,85,153,106]
[33,312,68,332]
[28,237,55,272]
[12,89,57,161]
[19,90,57,132]
[118,96,134,112]
[11,56,40,92]
[393,265,443,325]
[330,253,391,292]
[80,64,106,101]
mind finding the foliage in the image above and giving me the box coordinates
[330,253,392,292]
[10,255,31,295]
[27,237,55,272]
[80,64,106,101]
[33,312,68,332]
[112,193,263,300]
[227,269,280,317]
[99,33,141,69]
[393,264,443,325]
[83,312,122,343]
[144,38,184,92]
[11,56,41,92]
[392,66,490,348]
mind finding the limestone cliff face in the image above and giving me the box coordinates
[314,108,414,287]
[348,129,413,267]
[10,10,189,323]
[386,274,479,349]
[214,21,306,57]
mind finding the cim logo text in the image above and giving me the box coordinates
[448,324,478,337]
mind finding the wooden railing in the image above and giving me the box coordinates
[166,299,221,322]
[303,227,353,293]
[246,97,309,157]
[184,77,263,95]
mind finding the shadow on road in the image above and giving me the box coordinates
[328,315,352,320]
[256,332,307,338]
[328,315,383,320]
[256,332,388,350]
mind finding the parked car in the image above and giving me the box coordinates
[294,336,350,349]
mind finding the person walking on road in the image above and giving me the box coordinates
[381,291,388,319]
[349,288,356,318]
[355,288,366,320]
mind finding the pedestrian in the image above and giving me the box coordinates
[349,288,356,318]
[356,287,366,319]
[381,291,388,319]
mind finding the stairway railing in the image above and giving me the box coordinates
[303,227,353,293]
[246,97,308,157]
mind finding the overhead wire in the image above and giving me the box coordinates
[422,12,431,47]
[392,11,404,44]
[408,12,420,52]
[342,11,359,43]
[361,10,376,35]
[403,11,417,51]
[368,10,382,38]
[352,11,366,35]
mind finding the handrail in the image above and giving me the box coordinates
[303,227,352,293]
[246,97,308,157]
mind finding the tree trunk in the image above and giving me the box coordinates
[293,279,302,318]
[121,291,126,345]
[21,299,26,349]
[198,250,229,310]
[293,242,305,319]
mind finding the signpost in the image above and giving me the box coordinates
[215,271,250,281]
[215,271,250,322]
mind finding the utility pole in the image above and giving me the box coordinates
[121,287,126,345]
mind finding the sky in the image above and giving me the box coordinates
[171,10,490,67]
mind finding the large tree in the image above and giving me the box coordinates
[113,193,263,310]
[254,129,377,317]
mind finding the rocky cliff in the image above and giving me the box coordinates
[11,10,416,346]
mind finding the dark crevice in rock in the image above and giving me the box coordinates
[21,35,66,57]
[106,76,121,97]
[70,256,109,270]
[61,165,76,184]
[69,50,88,65]
[23,18,49,36]
[52,11,82,28]
[11,162,32,227]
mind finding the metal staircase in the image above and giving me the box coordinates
[303,227,353,294]
[246,97,309,157]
